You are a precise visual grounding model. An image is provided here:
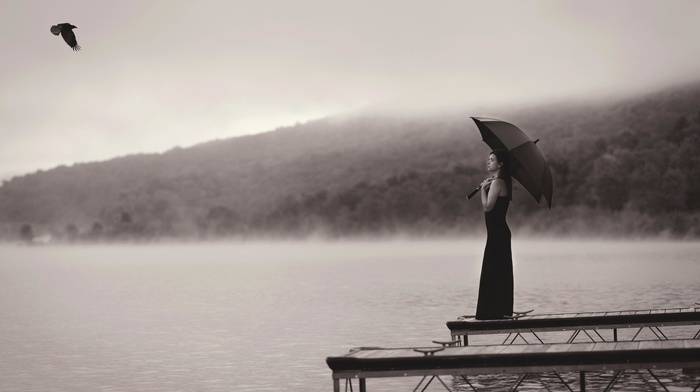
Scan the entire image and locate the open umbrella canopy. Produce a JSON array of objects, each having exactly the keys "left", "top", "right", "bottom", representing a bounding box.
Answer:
[{"left": 471, "top": 117, "right": 553, "bottom": 208}]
